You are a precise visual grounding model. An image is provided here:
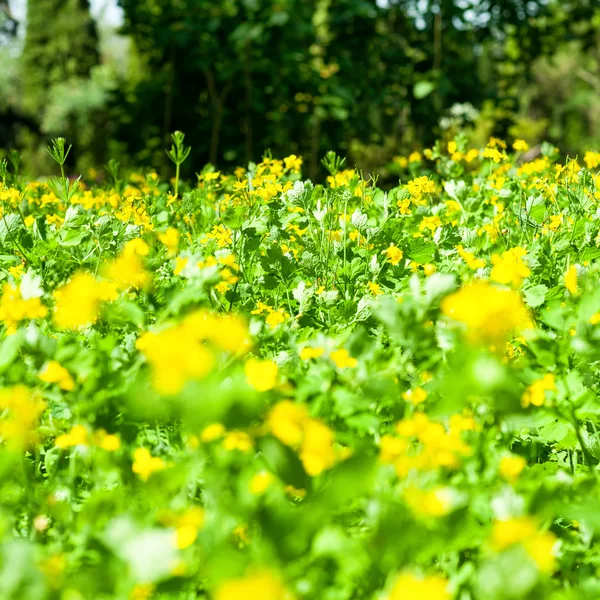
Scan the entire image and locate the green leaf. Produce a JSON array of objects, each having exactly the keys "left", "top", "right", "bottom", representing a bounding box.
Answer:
[
  {"left": 413, "top": 81, "right": 435, "bottom": 99},
  {"left": 523, "top": 284, "right": 548, "bottom": 308}
]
